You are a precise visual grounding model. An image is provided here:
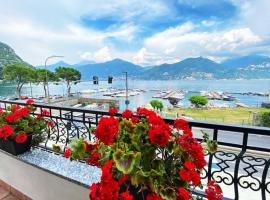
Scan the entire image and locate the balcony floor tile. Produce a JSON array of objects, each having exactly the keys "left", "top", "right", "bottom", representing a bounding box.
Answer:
[{"left": 0, "top": 187, "right": 9, "bottom": 200}]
